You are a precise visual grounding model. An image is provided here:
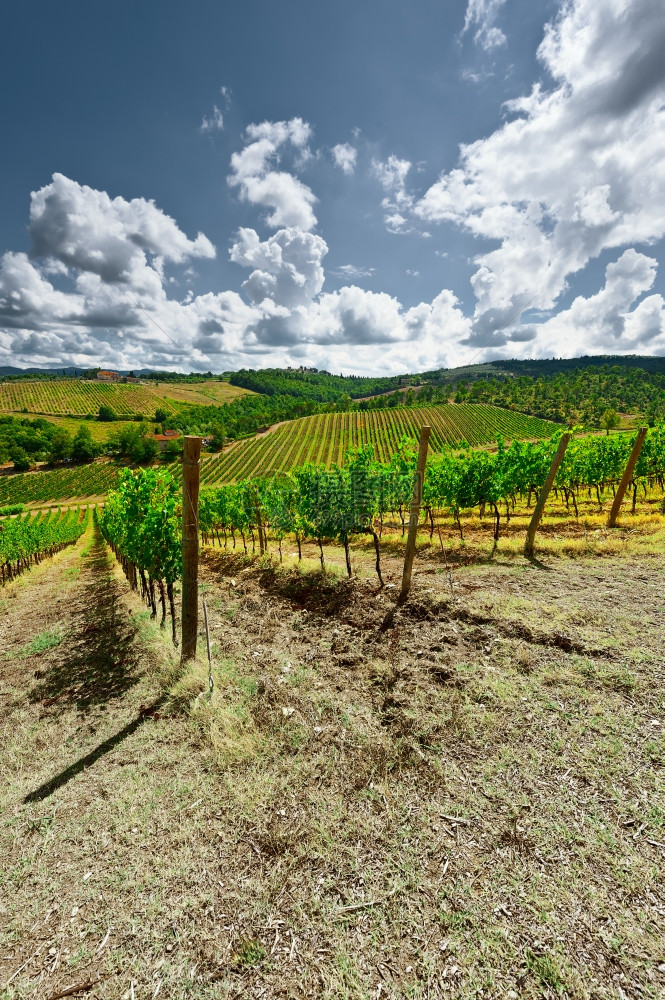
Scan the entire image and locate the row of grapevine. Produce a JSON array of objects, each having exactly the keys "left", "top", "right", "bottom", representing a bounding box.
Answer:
[
  {"left": 203, "top": 404, "right": 556, "bottom": 484},
  {"left": 200, "top": 427, "right": 665, "bottom": 572},
  {"left": 0, "top": 380, "right": 177, "bottom": 417},
  {"left": 98, "top": 469, "right": 181, "bottom": 643},
  {"left": 0, "top": 462, "right": 123, "bottom": 506},
  {"left": 0, "top": 506, "right": 89, "bottom": 584},
  {"left": 96, "top": 427, "right": 665, "bottom": 631}
]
